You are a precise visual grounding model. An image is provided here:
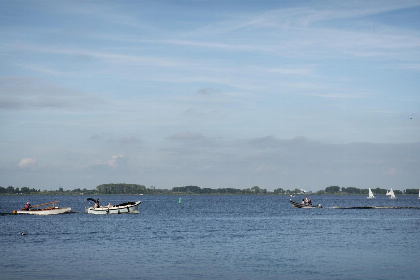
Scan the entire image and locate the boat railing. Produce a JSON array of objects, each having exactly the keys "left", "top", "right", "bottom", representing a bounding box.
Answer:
[{"left": 22, "top": 201, "right": 60, "bottom": 210}]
